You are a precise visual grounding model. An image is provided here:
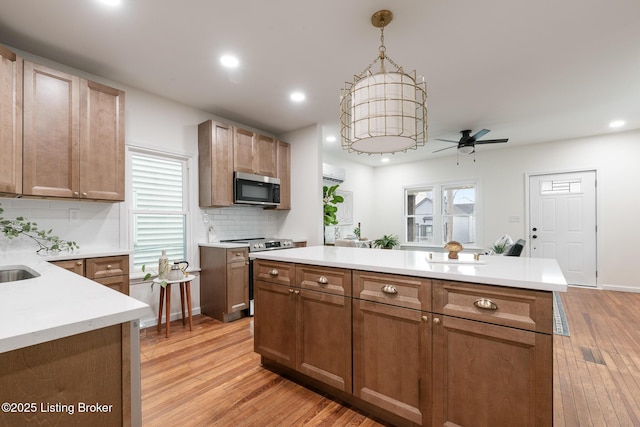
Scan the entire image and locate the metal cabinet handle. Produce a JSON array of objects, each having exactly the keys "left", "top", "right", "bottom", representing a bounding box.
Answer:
[
  {"left": 289, "top": 289, "right": 294, "bottom": 294},
  {"left": 474, "top": 298, "right": 498, "bottom": 310},
  {"left": 433, "top": 317, "right": 441, "bottom": 324},
  {"left": 269, "top": 269, "right": 279, "bottom": 276},
  {"left": 381, "top": 284, "right": 398, "bottom": 295},
  {"left": 294, "top": 290, "right": 300, "bottom": 295},
  {"left": 76, "top": 261, "right": 83, "bottom": 266},
  {"left": 82, "top": 192, "right": 88, "bottom": 197},
  {"left": 107, "top": 264, "right": 112, "bottom": 269},
  {"left": 421, "top": 315, "right": 428, "bottom": 322},
  {"left": 317, "top": 276, "right": 328, "bottom": 284}
]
